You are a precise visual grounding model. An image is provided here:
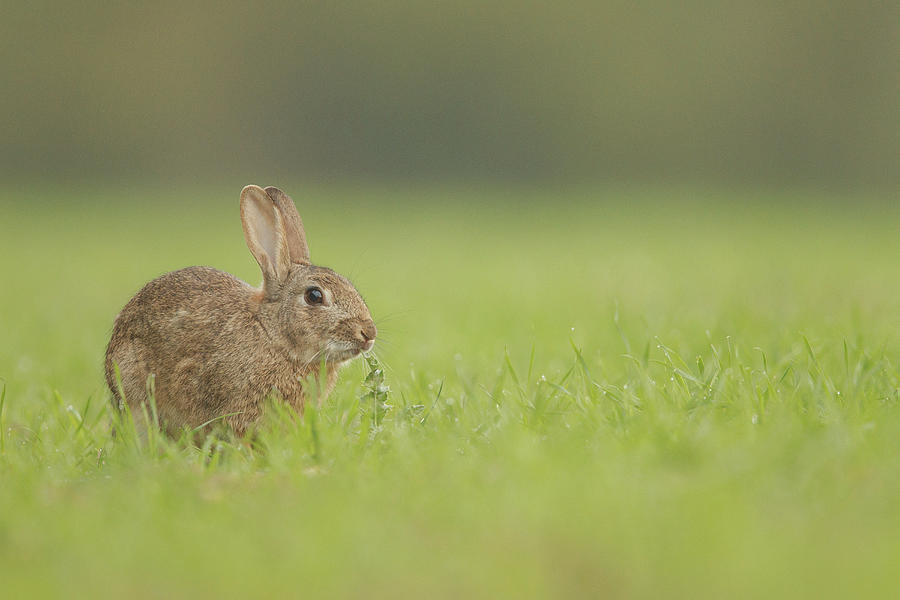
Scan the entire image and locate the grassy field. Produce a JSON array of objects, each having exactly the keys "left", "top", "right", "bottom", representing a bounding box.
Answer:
[{"left": 2, "top": 185, "right": 899, "bottom": 598}]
